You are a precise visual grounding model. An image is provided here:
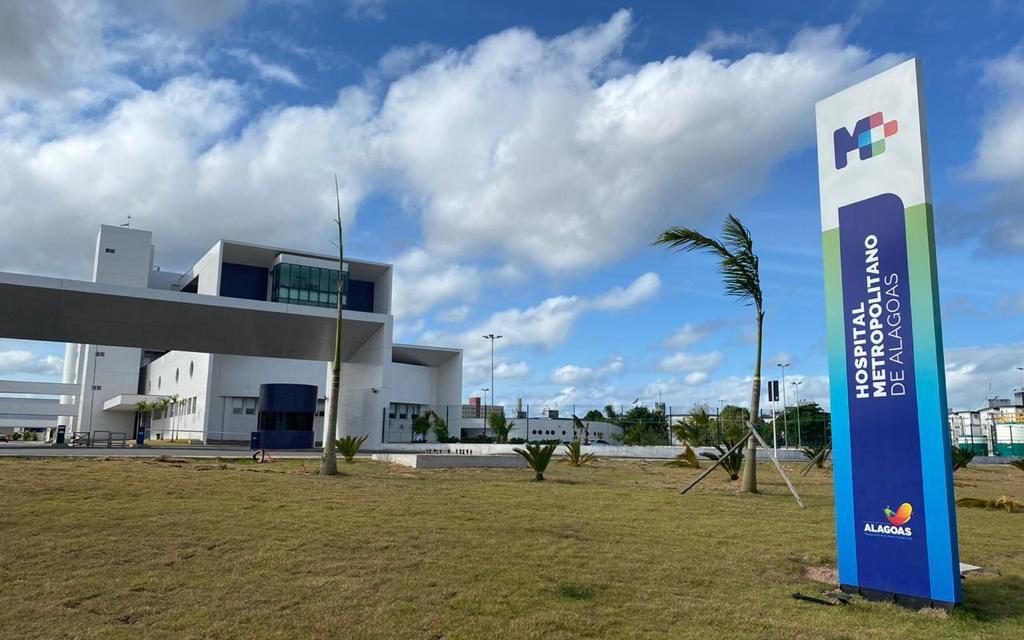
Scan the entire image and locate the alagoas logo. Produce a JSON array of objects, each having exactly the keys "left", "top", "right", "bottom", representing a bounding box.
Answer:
[
  {"left": 863, "top": 502, "right": 913, "bottom": 538},
  {"left": 834, "top": 111, "right": 899, "bottom": 170}
]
